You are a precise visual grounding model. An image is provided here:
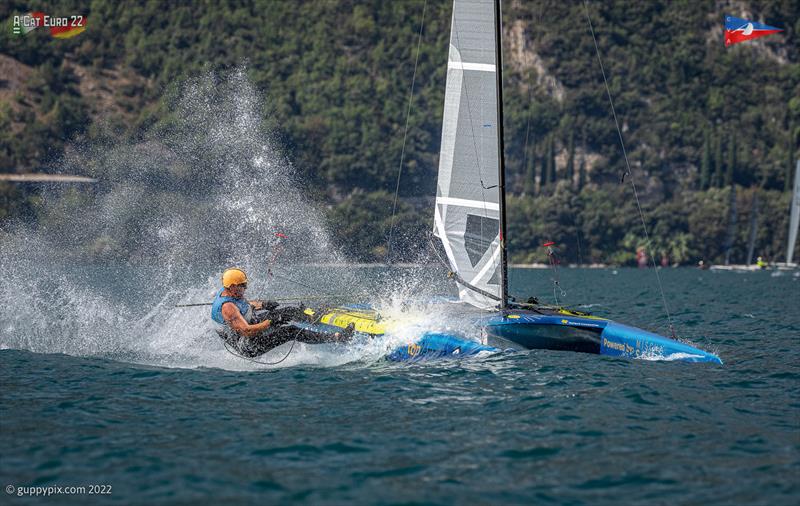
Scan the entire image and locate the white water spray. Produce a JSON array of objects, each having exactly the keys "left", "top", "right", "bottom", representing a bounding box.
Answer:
[{"left": 0, "top": 67, "right": 472, "bottom": 370}]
